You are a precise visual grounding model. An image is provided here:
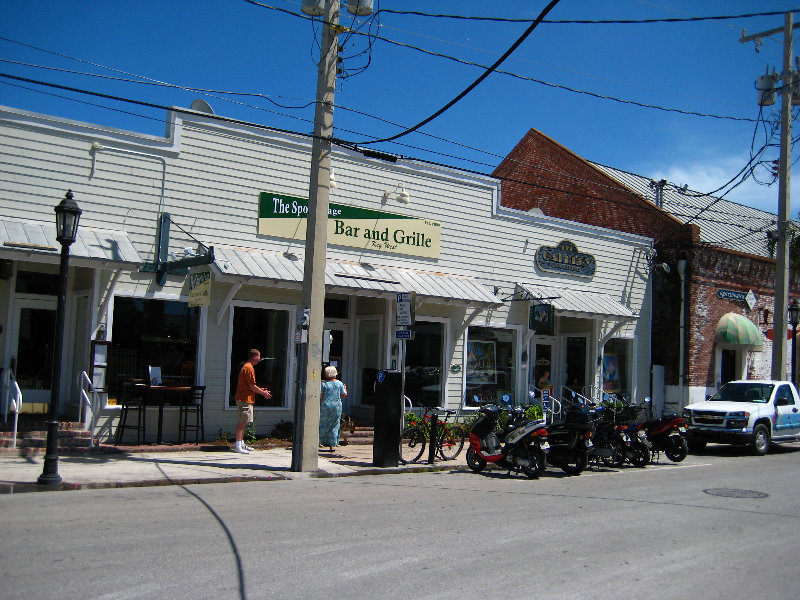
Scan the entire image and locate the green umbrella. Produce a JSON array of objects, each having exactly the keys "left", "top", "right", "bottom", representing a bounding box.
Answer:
[{"left": 715, "top": 312, "right": 763, "bottom": 348}]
